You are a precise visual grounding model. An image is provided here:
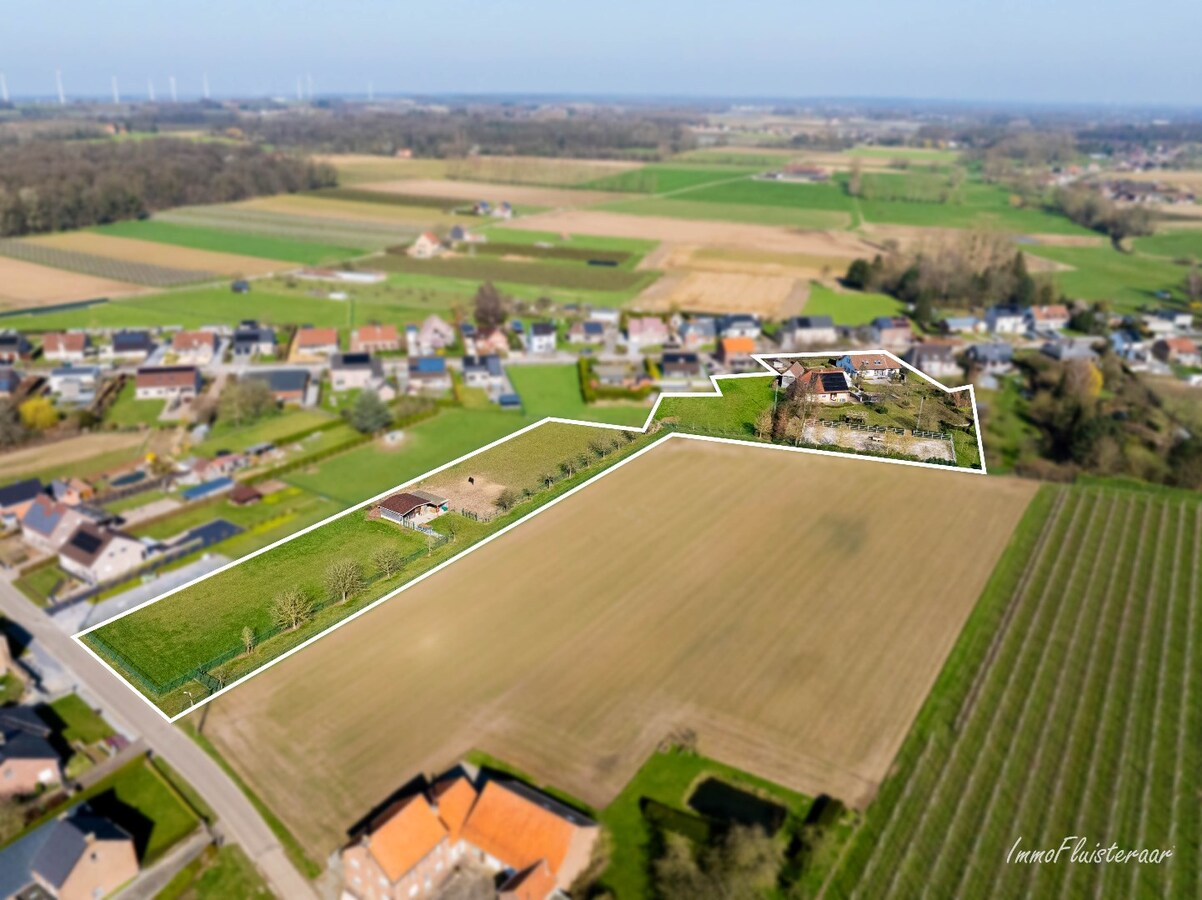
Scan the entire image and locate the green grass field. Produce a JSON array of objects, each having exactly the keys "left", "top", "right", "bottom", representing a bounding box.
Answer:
[
  {"left": 42, "top": 693, "right": 115, "bottom": 744},
  {"left": 105, "top": 380, "right": 165, "bottom": 428},
  {"left": 85, "top": 759, "right": 201, "bottom": 864},
  {"left": 826, "top": 485, "right": 1201, "bottom": 899},
  {"left": 583, "top": 165, "right": 763, "bottom": 194},
  {"left": 508, "top": 364, "right": 650, "bottom": 425},
  {"left": 676, "top": 178, "right": 856, "bottom": 212},
  {"left": 655, "top": 377, "right": 776, "bottom": 438},
  {"left": 1133, "top": 229, "right": 1202, "bottom": 260},
  {"left": 372, "top": 253, "right": 654, "bottom": 293},
  {"left": 1026, "top": 245, "right": 1189, "bottom": 312},
  {"left": 804, "top": 283, "right": 905, "bottom": 325},
  {"left": 158, "top": 845, "right": 273, "bottom": 900},
  {"left": 195, "top": 408, "right": 337, "bottom": 455},
  {"left": 599, "top": 197, "right": 852, "bottom": 230},
  {"left": 93, "top": 220, "right": 364, "bottom": 265}
]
